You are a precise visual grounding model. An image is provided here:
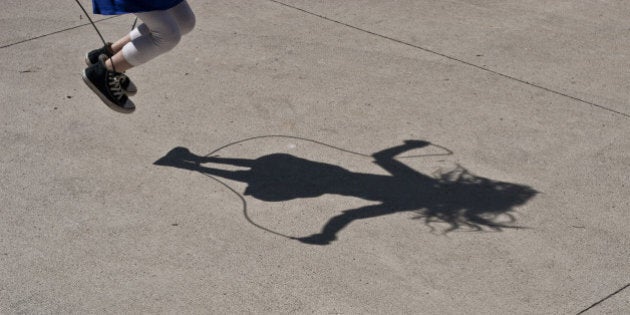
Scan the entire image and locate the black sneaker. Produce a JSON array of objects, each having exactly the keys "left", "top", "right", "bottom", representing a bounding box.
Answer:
[
  {"left": 85, "top": 44, "right": 138, "bottom": 97},
  {"left": 82, "top": 55, "right": 135, "bottom": 114},
  {"left": 85, "top": 43, "right": 114, "bottom": 66},
  {"left": 116, "top": 73, "right": 138, "bottom": 97}
]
